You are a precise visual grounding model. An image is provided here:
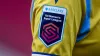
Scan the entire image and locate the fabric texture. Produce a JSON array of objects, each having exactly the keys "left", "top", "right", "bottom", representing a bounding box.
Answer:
[{"left": 31, "top": 0, "right": 100, "bottom": 56}]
